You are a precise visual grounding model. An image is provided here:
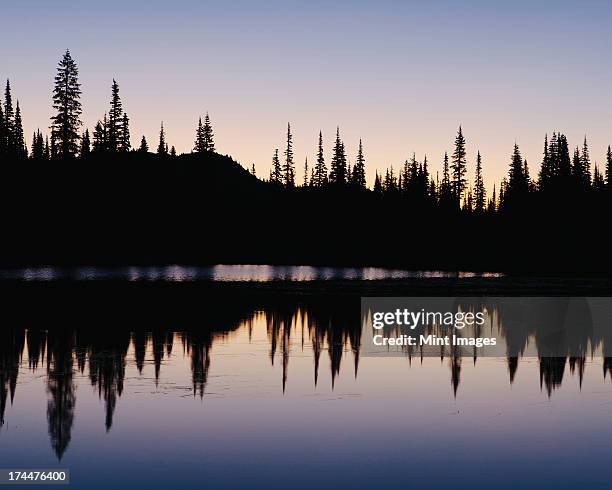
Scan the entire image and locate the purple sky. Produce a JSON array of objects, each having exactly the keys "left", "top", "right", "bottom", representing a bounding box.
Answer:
[{"left": 2, "top": 0, "right": 611, "bottom": 188}]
